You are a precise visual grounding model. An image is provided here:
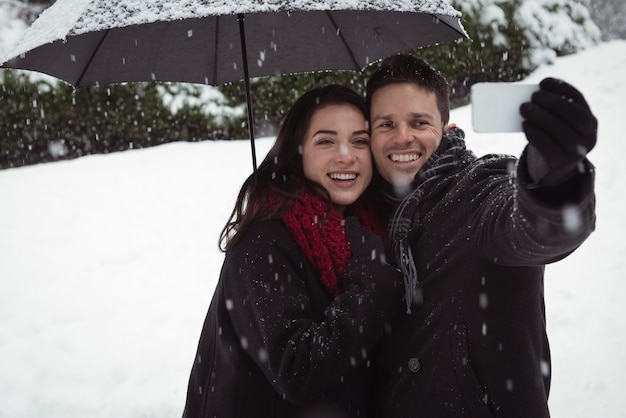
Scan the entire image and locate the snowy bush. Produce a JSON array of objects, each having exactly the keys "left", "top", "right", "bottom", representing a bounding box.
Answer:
[
  {"left": 0, "top": 71, "right": 246, "bottom": 168},
  {"left": 417, "top": 0, "right": 601, "bottom": 103}
]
